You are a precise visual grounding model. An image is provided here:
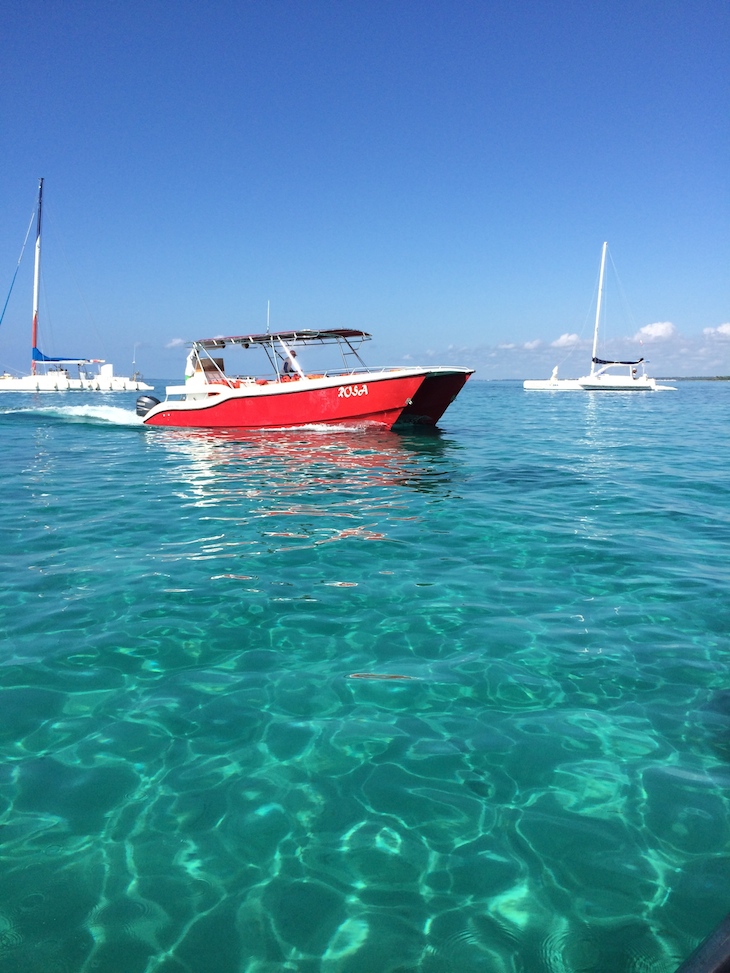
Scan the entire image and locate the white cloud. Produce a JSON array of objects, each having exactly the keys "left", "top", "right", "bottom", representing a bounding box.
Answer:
[
  {"left": 551, "top": 333, "right": 580, "bottom": 348},
  {"left": 498, "top": 342, "right": 516, "bottom": 350},
  {"left": 166, "top": 337, "right": 187, "bottom": 349},
  {"left": 634, "top": 321, "right": 676, "bottom": 341},
  {"left": 523, "top": 339, "right": 542, "bottom": 350},
  {"left": 703, "top": 322, "right": 730, "bottom": 339}
]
